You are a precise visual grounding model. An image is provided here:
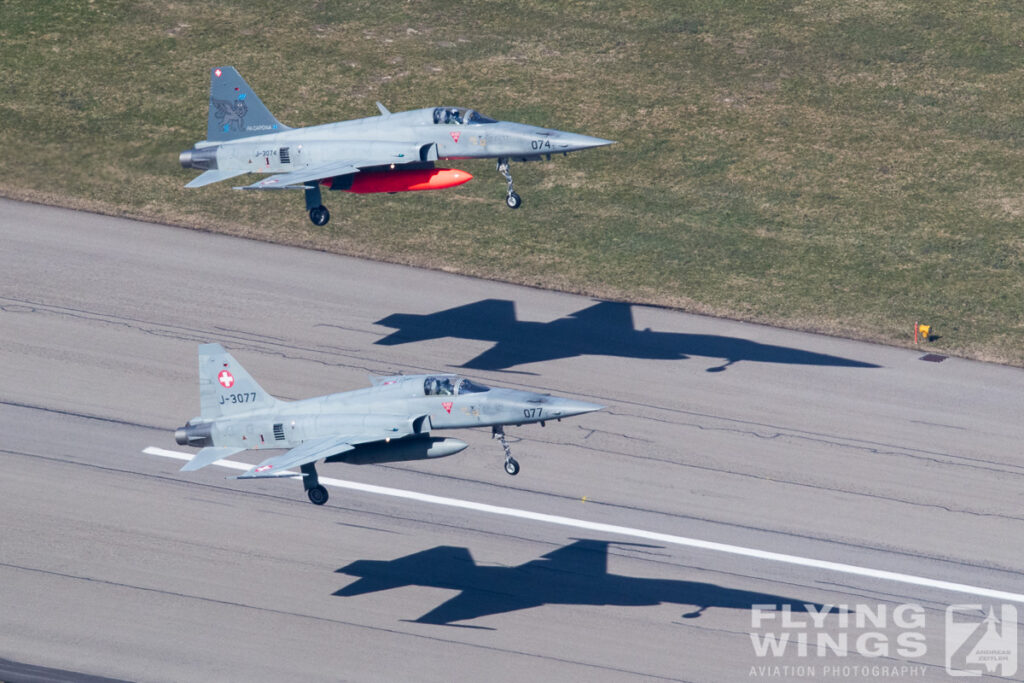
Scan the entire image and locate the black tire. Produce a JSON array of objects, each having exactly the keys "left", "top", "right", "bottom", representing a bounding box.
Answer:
[
  {"left": 307, "top": 485, "right": 329, "bottom": 505},
  {"left": 309, "top": 205, "right": 330, "bottom": 226},
  {"left": 505, "top": 192, "right": 522, "bottom": 209},
  {"left": 504, "top": 458, "right": 520, "bottom": 476}
]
